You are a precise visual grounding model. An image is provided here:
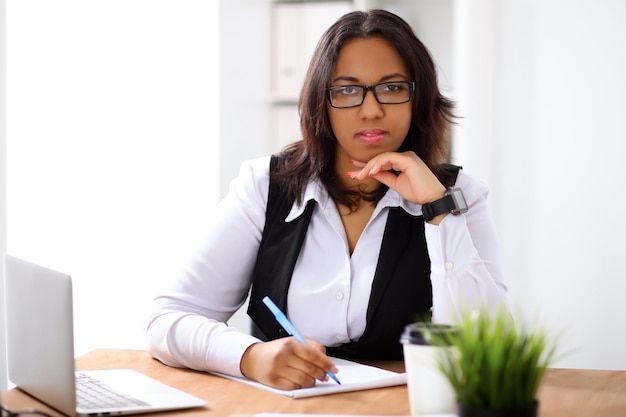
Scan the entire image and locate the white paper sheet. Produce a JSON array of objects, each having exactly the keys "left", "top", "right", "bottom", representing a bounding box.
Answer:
[{"left": 211, "top": 357, "right": 407, "bottom": 398}]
